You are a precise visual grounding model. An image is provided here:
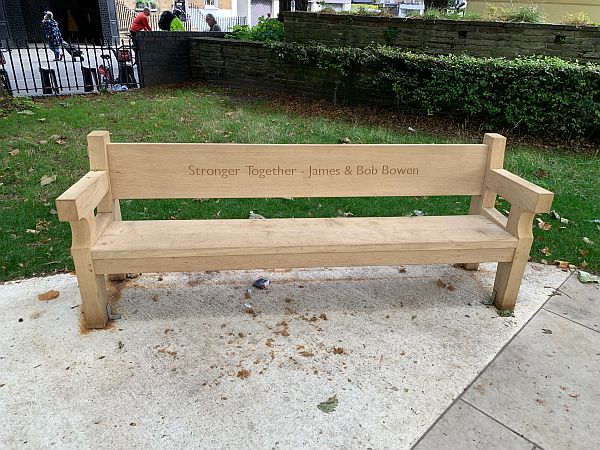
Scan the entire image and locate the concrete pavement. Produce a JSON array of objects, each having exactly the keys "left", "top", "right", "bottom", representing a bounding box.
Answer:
[
  {"left": 414, "top": 273, "right": 600, "bottom": 450},
  {"left": 1, "top": 263, "right": 596, "bottom": 448}
]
